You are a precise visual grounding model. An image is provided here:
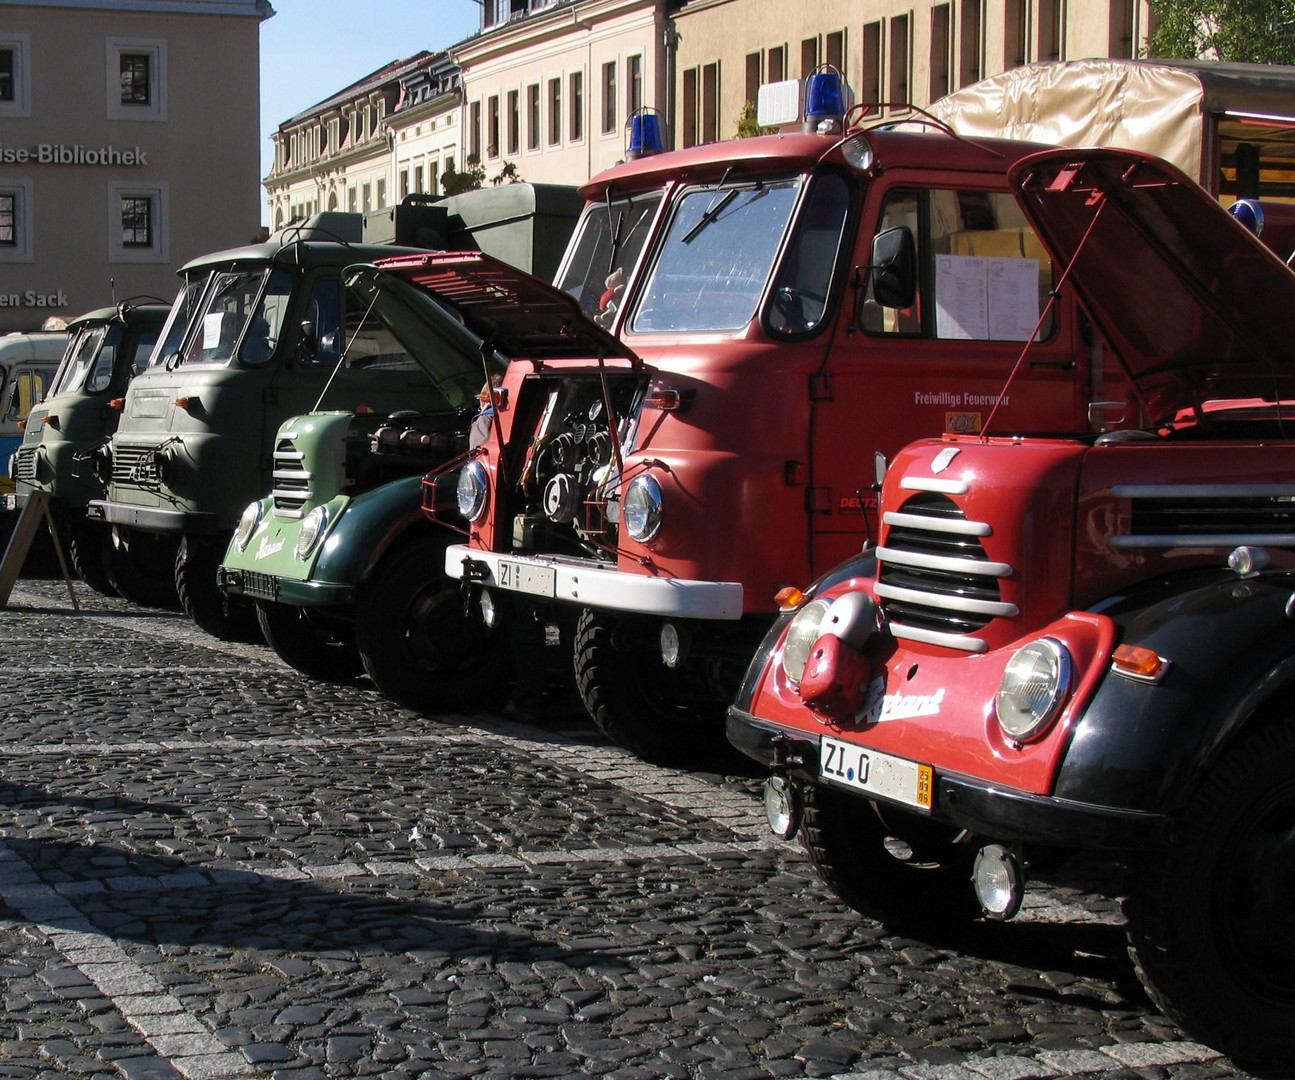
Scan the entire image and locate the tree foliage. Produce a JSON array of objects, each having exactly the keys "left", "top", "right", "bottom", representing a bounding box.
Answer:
[
  {"left": 1147, "top": 0, "right": 1295, "bottom": 64},
  {"left": 735, "top": 101, "right": 774, "bottom": 138},
  {"left": 440, "top": 155, "right": 523, "bottom": 196}
]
